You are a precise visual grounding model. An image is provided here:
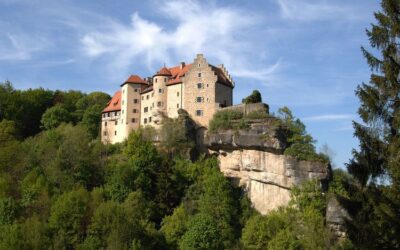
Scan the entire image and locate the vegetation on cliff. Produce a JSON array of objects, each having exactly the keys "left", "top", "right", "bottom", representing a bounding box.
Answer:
[{"left": 0, "top": 81, "right": 349, "bottom": 249}]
